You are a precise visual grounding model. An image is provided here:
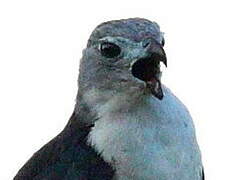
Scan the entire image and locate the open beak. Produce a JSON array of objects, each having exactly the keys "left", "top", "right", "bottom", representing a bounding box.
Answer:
[{"left": 131, "top": 39, "right": 167, "bottom": 100}]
